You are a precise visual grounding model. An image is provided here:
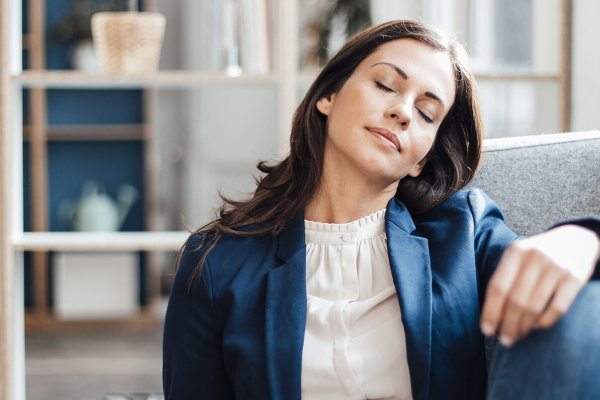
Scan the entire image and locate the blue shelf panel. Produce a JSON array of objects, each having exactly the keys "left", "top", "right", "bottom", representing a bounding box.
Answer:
[
  {"left": 47, "top": 89, "right": 143, "bottom": 124},
  {"left": 23, "top": 140, "right": 146, "bottom": 232},
  {"left": 22, "top": 89, "right": 143, "bottom": 125}
]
